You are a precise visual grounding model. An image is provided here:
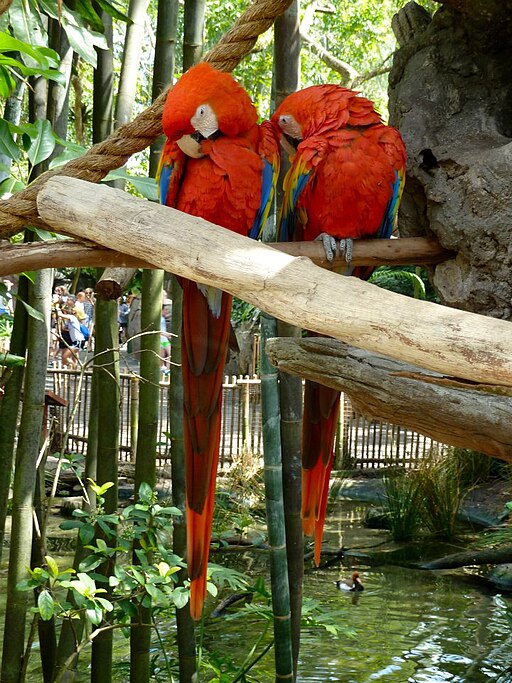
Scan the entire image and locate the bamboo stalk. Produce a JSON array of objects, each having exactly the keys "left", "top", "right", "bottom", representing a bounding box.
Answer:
[
  {"left": 130, "top": 268, "right": 163, "bottom": 683},
  {"left": 0, "top": 274, "right": 28, "bottom": 561},
  {"left": 0, "top": 268, "right": 52, "bottom": 683},
  {"left": 90, "top": 299, "right": 120, "bottom": 683},
  {"left": 260, "top": 313, "right": 294, "bottom": 682},
  {"left": 169, "top": 276, "right": 197, "bottom": 682}
]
